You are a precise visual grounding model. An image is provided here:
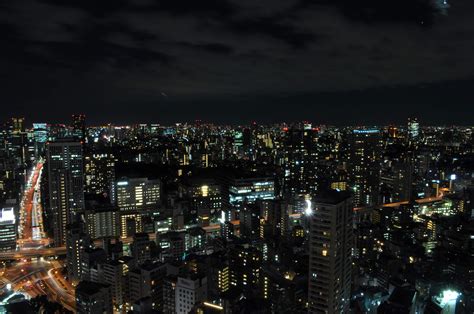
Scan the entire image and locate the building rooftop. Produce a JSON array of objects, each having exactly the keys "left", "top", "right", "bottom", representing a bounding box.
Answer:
[
  {"left": 0, "top": 207, "right": 15, "bottom": 224},
  {"left": 314, "top": 189, "right": 352, "bottom": 205},
  {"left": 76, "top": 281, "right": 110, "bottom": 296}
]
